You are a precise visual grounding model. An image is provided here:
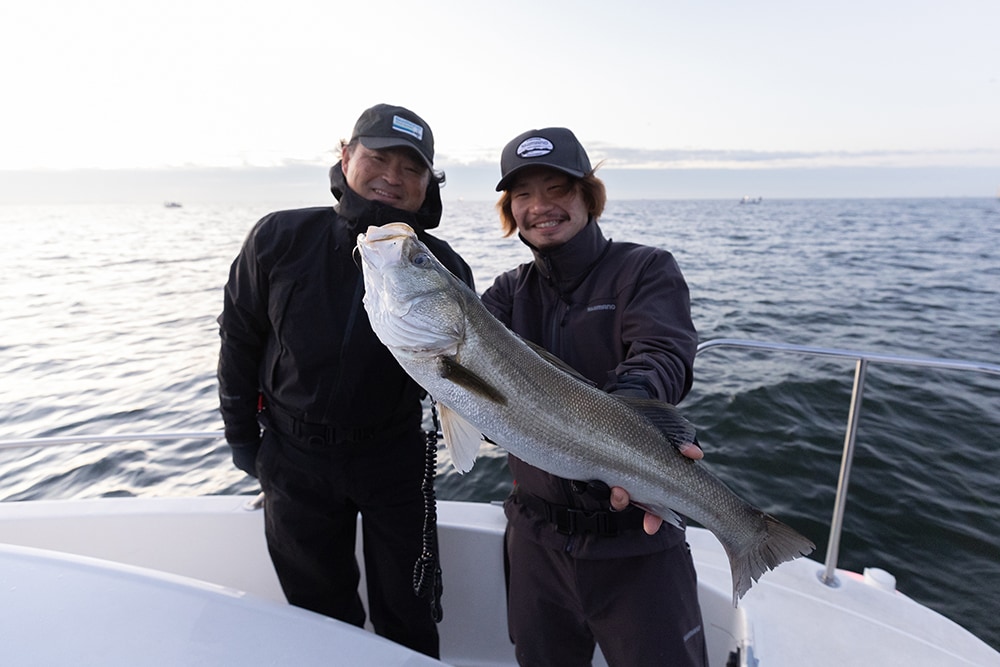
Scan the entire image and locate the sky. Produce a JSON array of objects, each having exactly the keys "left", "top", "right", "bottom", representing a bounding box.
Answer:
[{"left": 2, "top": 0, "right": 999, "bottom": 202}]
